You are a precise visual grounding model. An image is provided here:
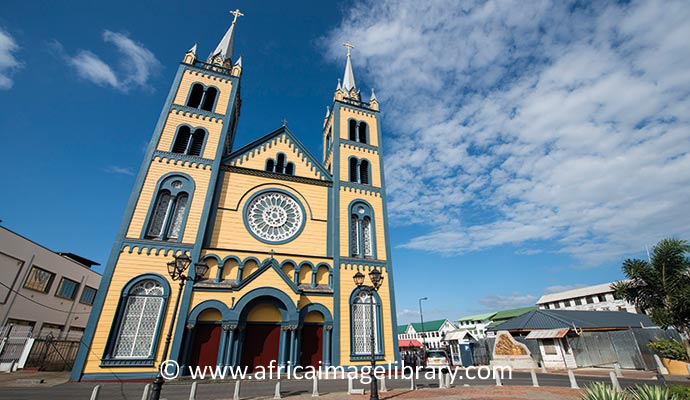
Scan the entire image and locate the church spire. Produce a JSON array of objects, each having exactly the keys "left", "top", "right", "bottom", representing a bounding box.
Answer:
[
  {"left": 341, "top": 42, "right": 357, "bottom": 92},
  {"left": 209, "top": 9, "right": 244, "bottom": 63}
]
